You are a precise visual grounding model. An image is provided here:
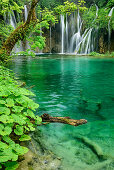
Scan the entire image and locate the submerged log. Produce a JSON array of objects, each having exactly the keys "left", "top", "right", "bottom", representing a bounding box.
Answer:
[{"left": 40, "top": 113, "right": 87, "bottom": 127}]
